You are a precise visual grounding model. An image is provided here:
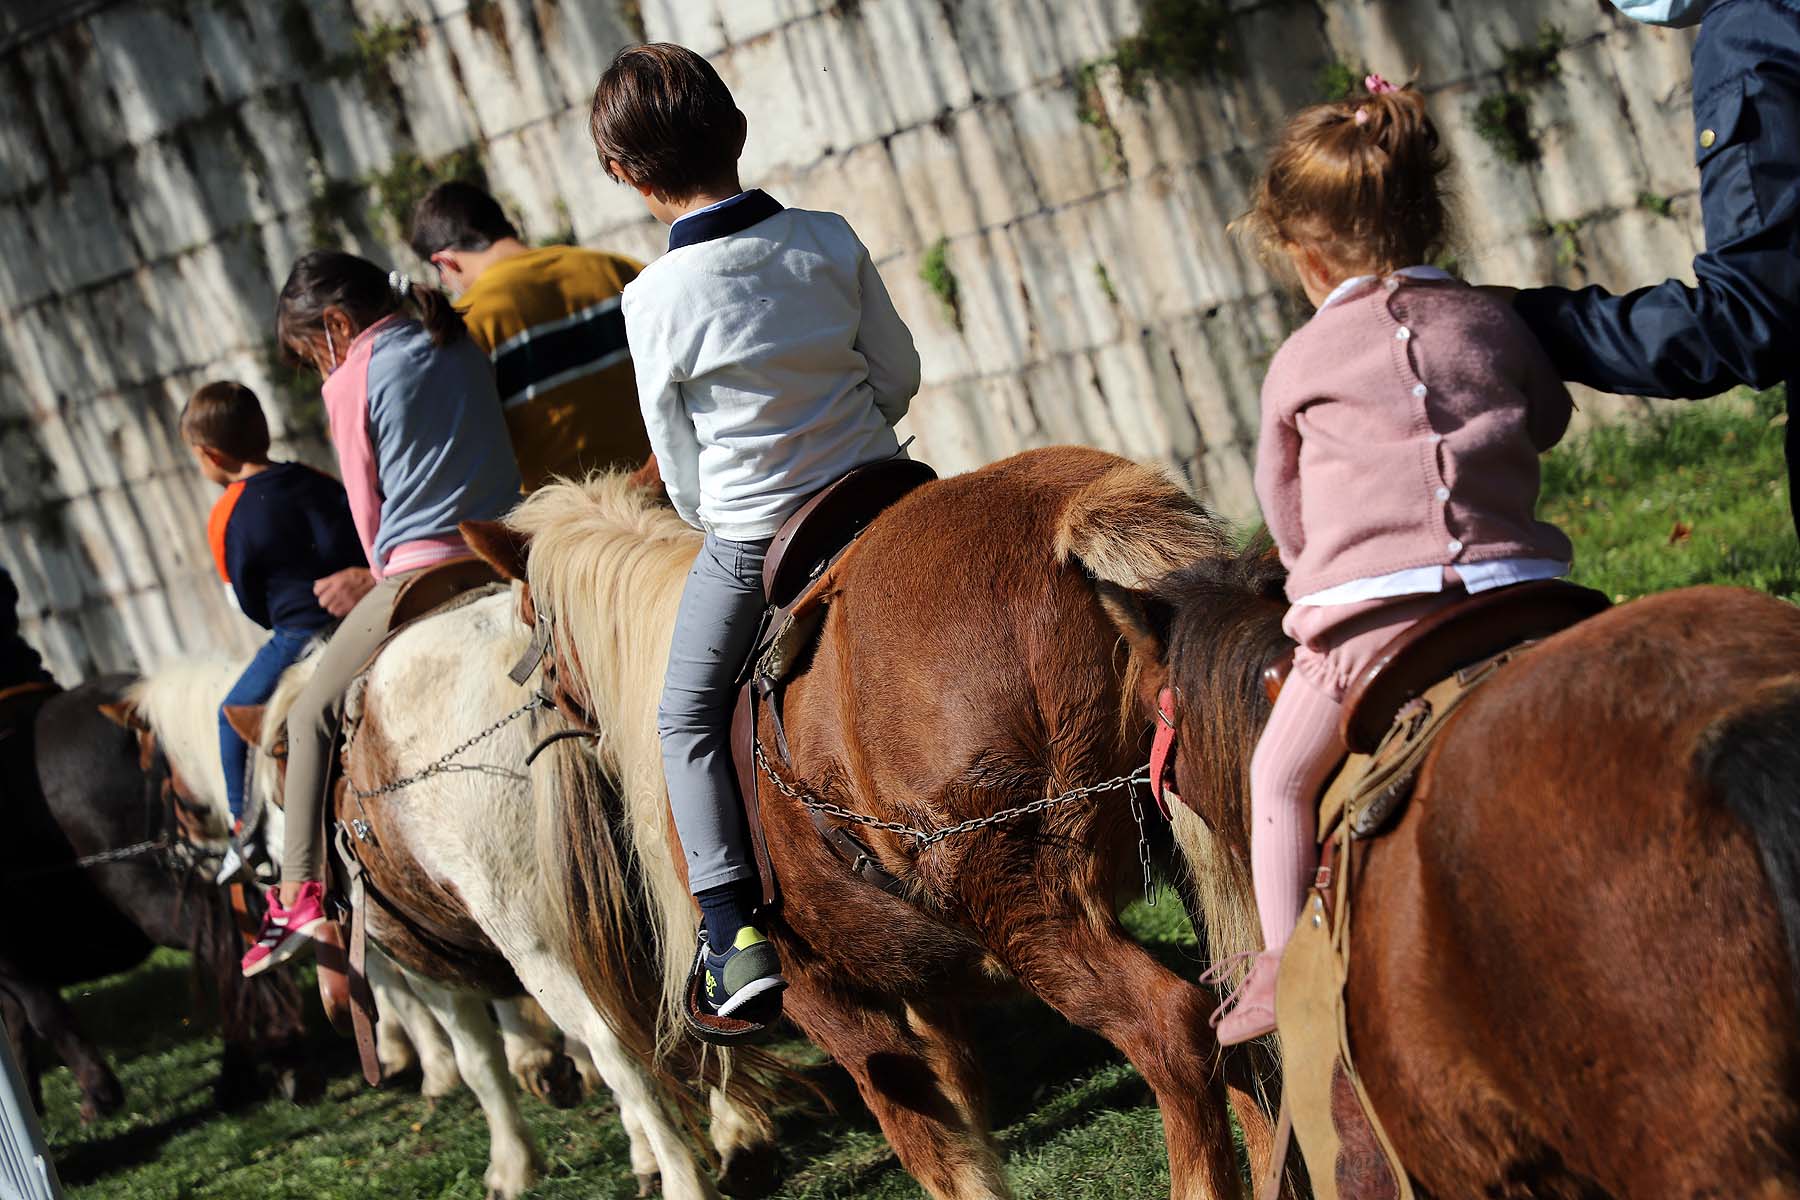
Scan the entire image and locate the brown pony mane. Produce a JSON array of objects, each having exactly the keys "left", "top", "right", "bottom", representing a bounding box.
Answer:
[{"left": 1158, "top": 535, "right": 1290, "bottom": 850}]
